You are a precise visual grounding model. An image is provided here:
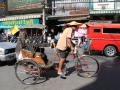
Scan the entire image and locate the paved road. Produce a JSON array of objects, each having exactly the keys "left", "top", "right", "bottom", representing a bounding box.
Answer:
[{"left": 0, "top": 47, "right": 120, "bottom": 90}]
